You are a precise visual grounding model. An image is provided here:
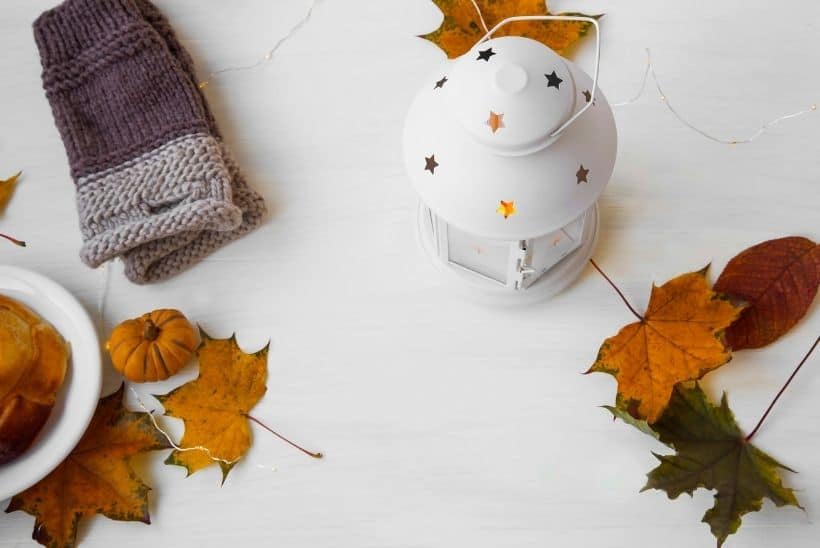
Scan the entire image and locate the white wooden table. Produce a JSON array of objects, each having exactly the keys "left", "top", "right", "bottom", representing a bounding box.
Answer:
[{"left": 1, "top": 1, "right": 819, "bottom": 546}]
